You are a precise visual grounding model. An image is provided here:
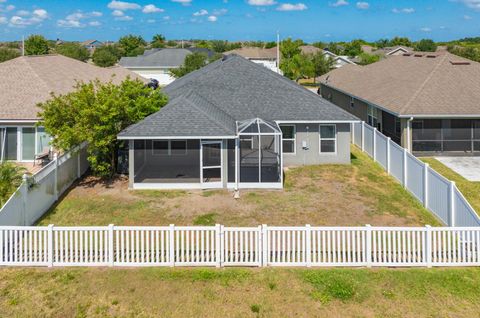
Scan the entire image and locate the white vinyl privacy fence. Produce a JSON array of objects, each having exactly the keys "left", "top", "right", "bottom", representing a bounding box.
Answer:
[
  {"left": 0, "top": 144, "right": 89, "bottom": 226},
  {"left": 352, "top": 122, "right": 480, "bottom": 227},
  {"left": 0, "top": 225, "right": 479, "bottom": 267}
]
